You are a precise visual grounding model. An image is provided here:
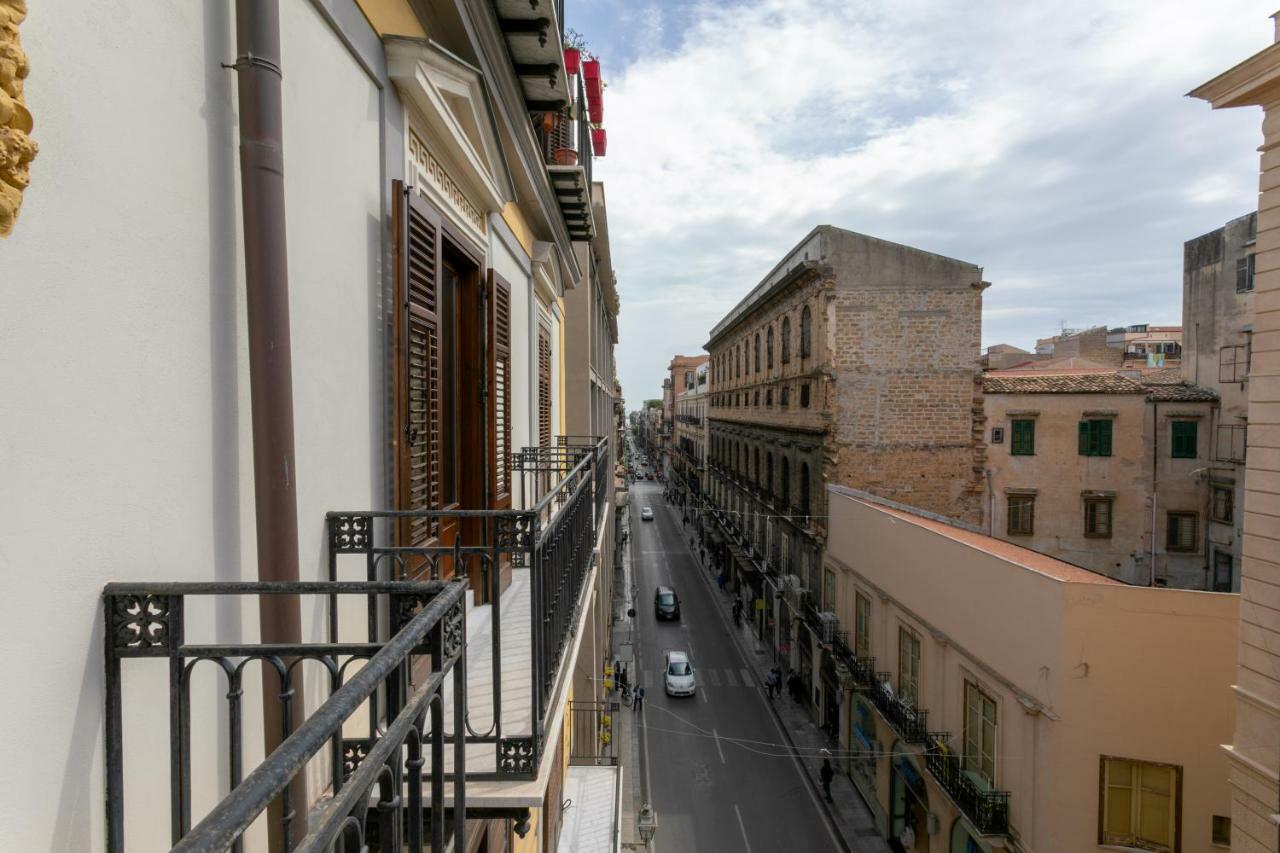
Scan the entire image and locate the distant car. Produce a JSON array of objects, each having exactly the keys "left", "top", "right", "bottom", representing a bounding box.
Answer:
[
  {"left": 646, "top": 473, "right": 654, "bottom": 480},
  {"left": 664, "top": 651, "right": 696, "bottom": 697},
  {"left": 641, "top": 506, "right": 654, "bottom": 521},
  {"left": 654, "top": 586, "right": 680, "bottom": 621}
]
